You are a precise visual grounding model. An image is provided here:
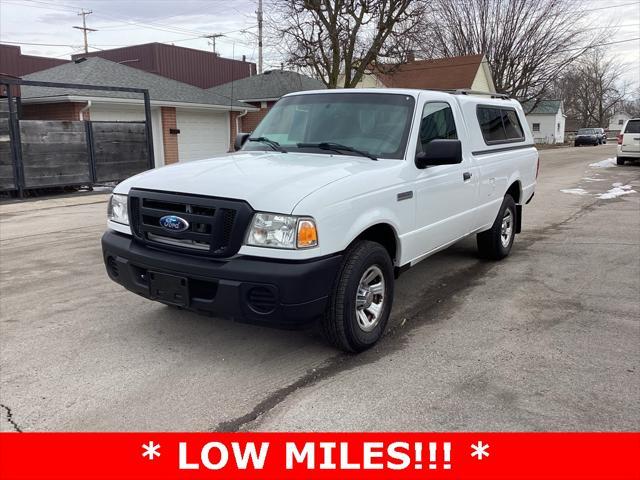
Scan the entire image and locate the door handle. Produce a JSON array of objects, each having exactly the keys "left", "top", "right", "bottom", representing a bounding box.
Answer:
[{"left": 463, "top": 172, "right": 472, "bottom": 181}]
